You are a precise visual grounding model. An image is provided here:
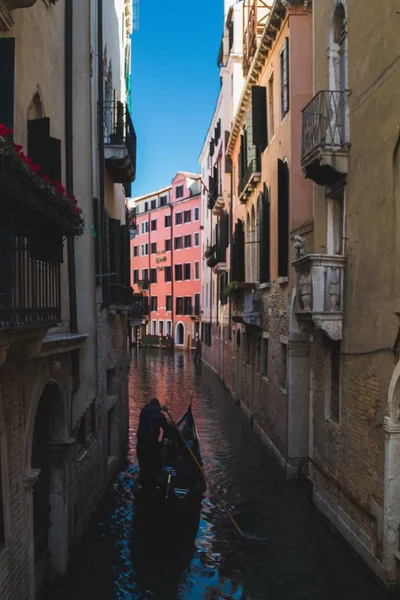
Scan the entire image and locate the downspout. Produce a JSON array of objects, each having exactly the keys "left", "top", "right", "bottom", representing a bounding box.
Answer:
[
  {"left": 97, "top": 0, "right": 105, "bottom": 264},
  {"left": 148, "top": 212, "right": 151, "bottom": 330},
  {"left": 170, "top": 203, "right": 174, "bottom": 347},
  {"left": 65, "top": 0, "right": 80, "bottom": 420}
]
